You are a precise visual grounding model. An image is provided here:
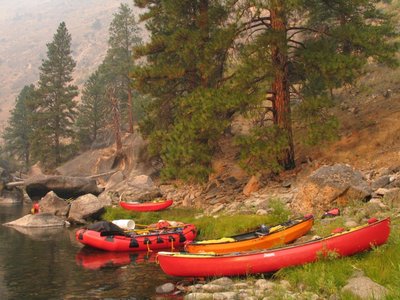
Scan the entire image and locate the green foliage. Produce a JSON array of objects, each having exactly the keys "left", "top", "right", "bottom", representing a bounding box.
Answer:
[
  {"left": 158, "top": 87, "right": 247, "bottom": 181},
  {"left": 2, "top": 85, "right": 36, "bottom": 167},
  {"left": 133, "top": 0, "right": 237, "bottom": 180},
  {"left": 104, "top": 3, "right": 142, "bottom": 130},
  {"left": 294, "top": 95, "right": 339, "bottom": 146},
  {"left": 75, "top": 68, "right": 110, "bottom": 149},
  {"left": 32, "top": 22, "right": 78, "bottom": 167},
  {"left": 235, "top": 126, "right": 289, "bottom": 175}
]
